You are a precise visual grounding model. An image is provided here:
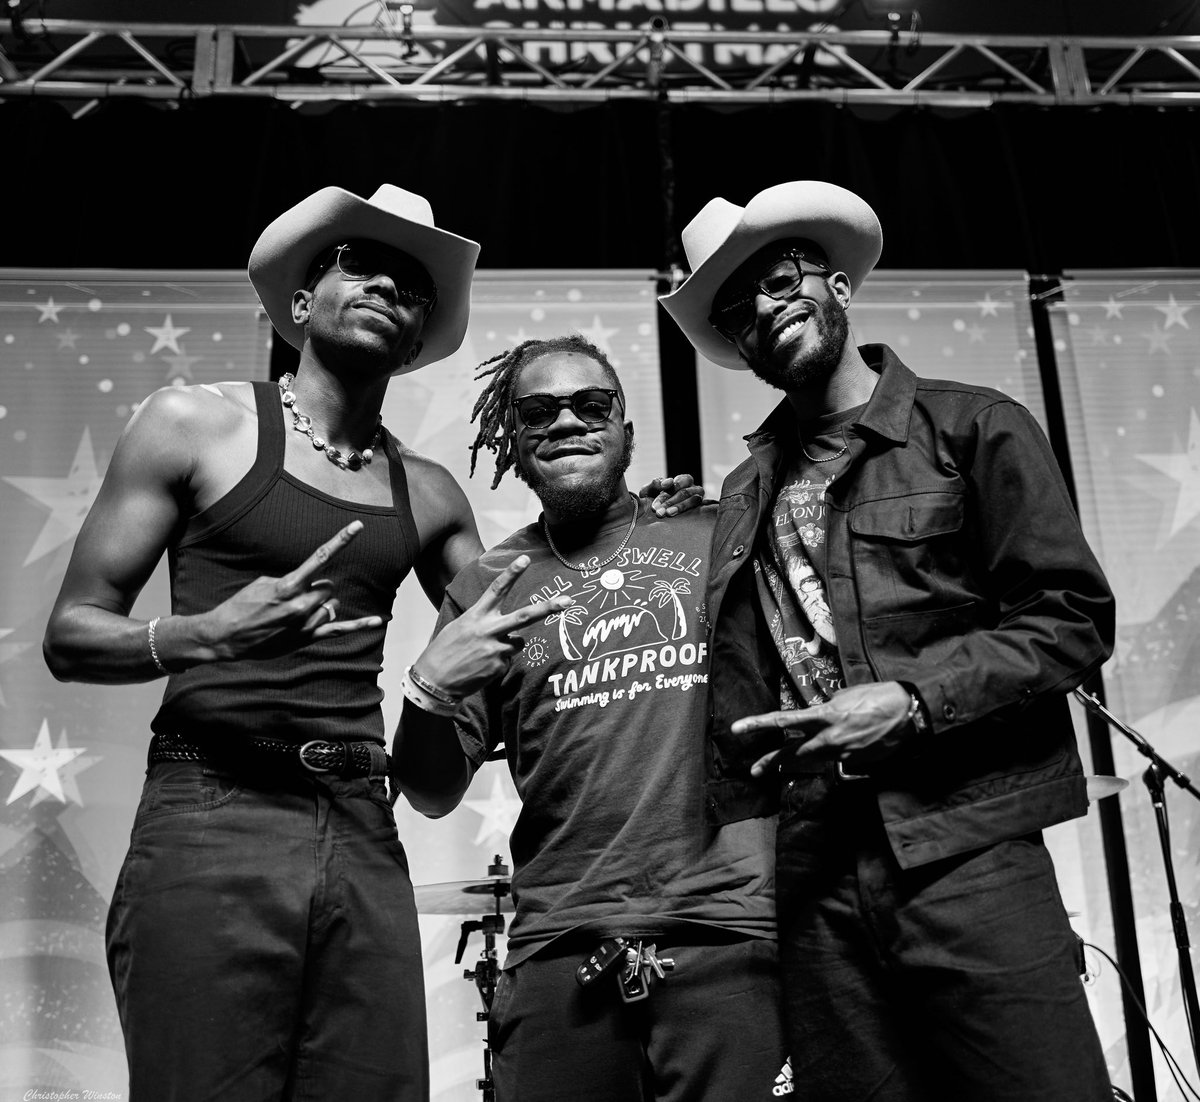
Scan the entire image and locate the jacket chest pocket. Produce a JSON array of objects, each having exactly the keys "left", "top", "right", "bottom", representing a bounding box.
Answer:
[{"left": 848, "top": 490, "right": 969, "bottom": 615}]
